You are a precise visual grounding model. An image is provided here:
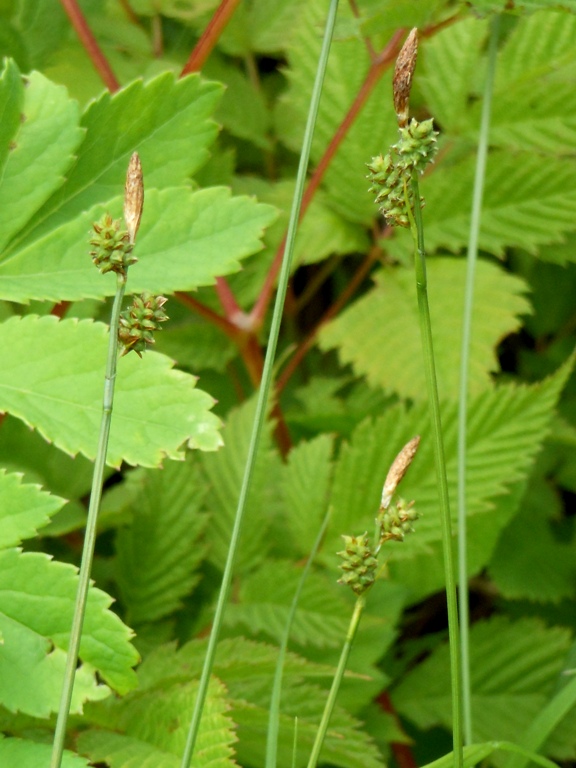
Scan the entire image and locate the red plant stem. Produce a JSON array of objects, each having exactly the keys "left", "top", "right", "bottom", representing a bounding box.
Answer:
[
  {"left": 175, "top": 291, "right": 238, "bottom": 340},
  {"left": 215, "top": 276, "right": 243, "bottom": 322},
  {"left": 51, "top": 301, "right": 72, "bottom": 319},
  {"left": 376, "top": 691, "right": 418, "bottom": 768},
  {"left": 118, "top": 0, "right": 140, "bottom": 26},
  {"left": 249, "top": 29, "right": 406, "bottom": 330},
  {"left": 180, "top": 0, "right": 242, "bottom": 75},
  {"left": 276, "top": 245, "right": 381, "bottom": 394},
  {"left": 58, "top": 0, "right": 120, "bottom": 92}
]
